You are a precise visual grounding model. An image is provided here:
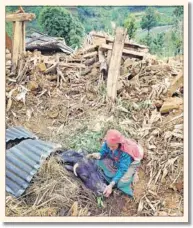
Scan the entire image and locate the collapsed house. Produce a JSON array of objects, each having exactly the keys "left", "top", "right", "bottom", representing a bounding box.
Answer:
[{"left": 5, "top": 22, "right": 184, "bottom": 217}]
